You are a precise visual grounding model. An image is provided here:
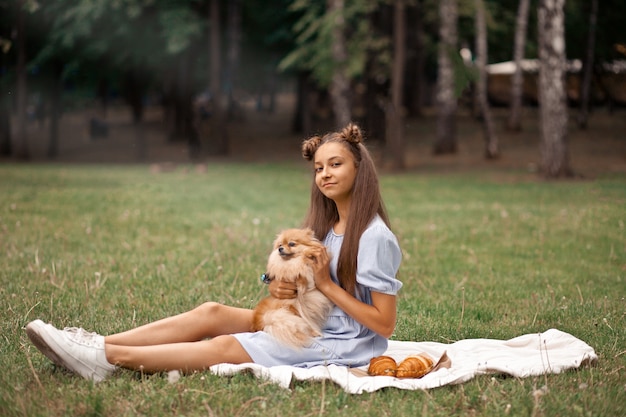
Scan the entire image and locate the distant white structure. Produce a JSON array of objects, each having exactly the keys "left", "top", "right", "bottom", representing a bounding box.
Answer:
[
  {"left": 482, "top": 59, "right": 626, "bottom": 106},
  {"left": 486, "top": 59, "right": 582, "bottom": 75}
]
